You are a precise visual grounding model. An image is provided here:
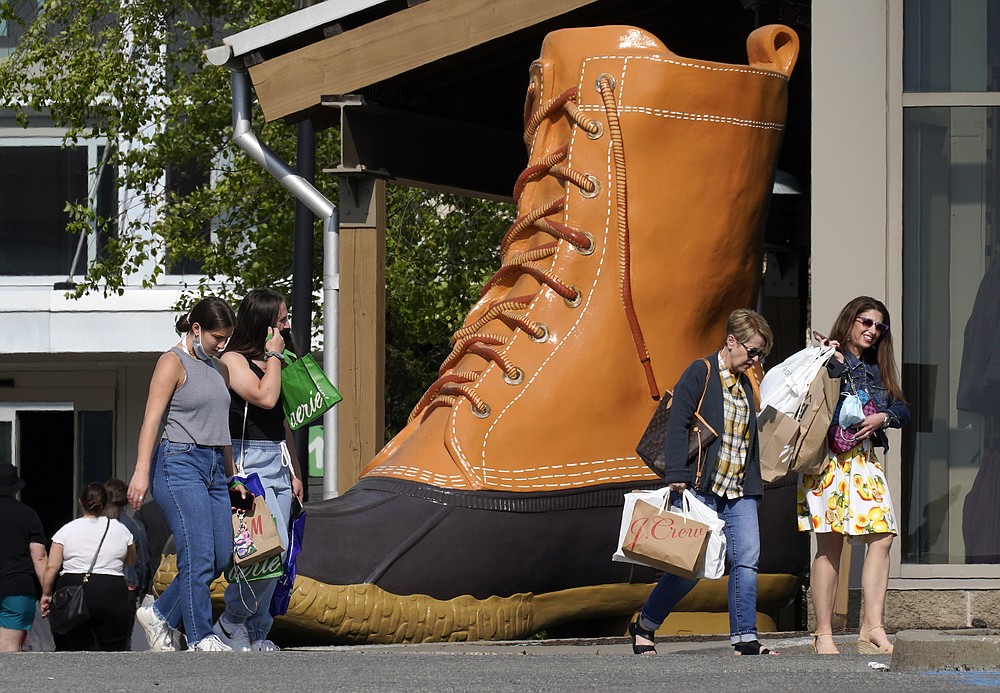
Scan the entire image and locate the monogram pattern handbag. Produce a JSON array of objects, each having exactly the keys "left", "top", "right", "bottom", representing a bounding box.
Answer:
[{"left": 636, "top": 359, "right": 719, "bottom": 478}]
